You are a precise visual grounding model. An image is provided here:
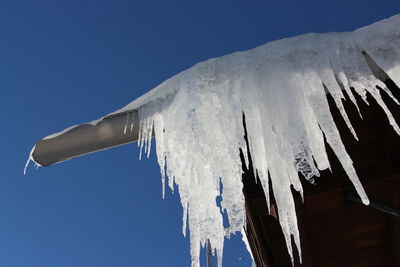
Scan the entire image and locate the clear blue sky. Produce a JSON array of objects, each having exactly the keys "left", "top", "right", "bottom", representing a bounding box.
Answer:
[{"left": 0, "top": 1, "right": 399, "bottom": 266}]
